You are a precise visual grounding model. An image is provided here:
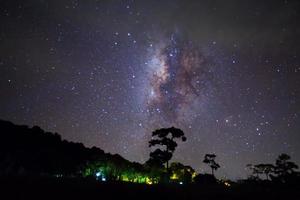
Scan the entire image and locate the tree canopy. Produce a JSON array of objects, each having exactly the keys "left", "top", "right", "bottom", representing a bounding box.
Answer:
[{"left": 147, "top": 127, "right": 186, "bottom": 170}]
